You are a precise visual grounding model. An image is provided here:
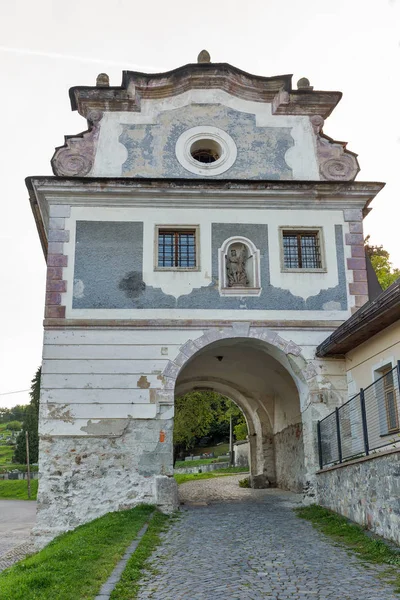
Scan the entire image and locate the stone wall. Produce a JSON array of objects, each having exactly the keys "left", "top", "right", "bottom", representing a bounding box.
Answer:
[
  {"left": 174, "top": 462, "right": 230, "bottom": 475},
  {"left": 34, "top": 418, "right": 177, "bottom": 548},
  {"left": 234, "top": 441, "right": 250, "bottom": 469},
  {"left": 317, "top": 449, "right": 400, "bottom": 546},
  {"left": 274, "top": 423, "right": 305, "bottom": 493}
]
